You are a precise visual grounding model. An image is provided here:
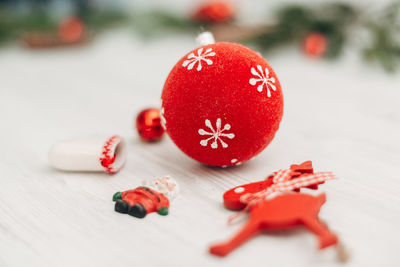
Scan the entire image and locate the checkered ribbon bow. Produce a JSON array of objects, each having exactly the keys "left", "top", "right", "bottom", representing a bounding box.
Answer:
[
  {"left": 240, "top": 169, "right": 337, "bottom": 206},
  {"left": 228, "top": 169, "right": 336, "bottom": 224}
]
